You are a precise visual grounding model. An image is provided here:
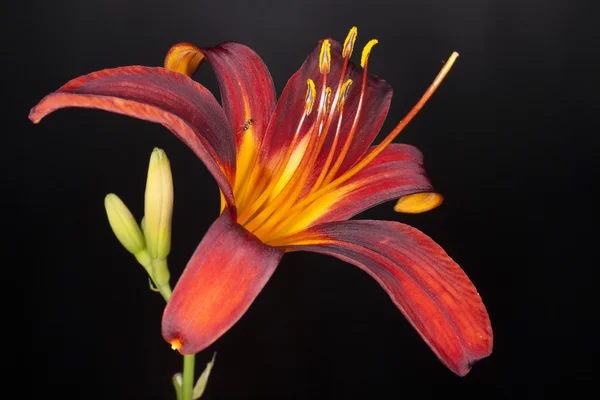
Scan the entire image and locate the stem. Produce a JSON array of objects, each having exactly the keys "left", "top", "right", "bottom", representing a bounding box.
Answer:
[{"left": 182, "top": 354, "right": 196, "bottom": 400}]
